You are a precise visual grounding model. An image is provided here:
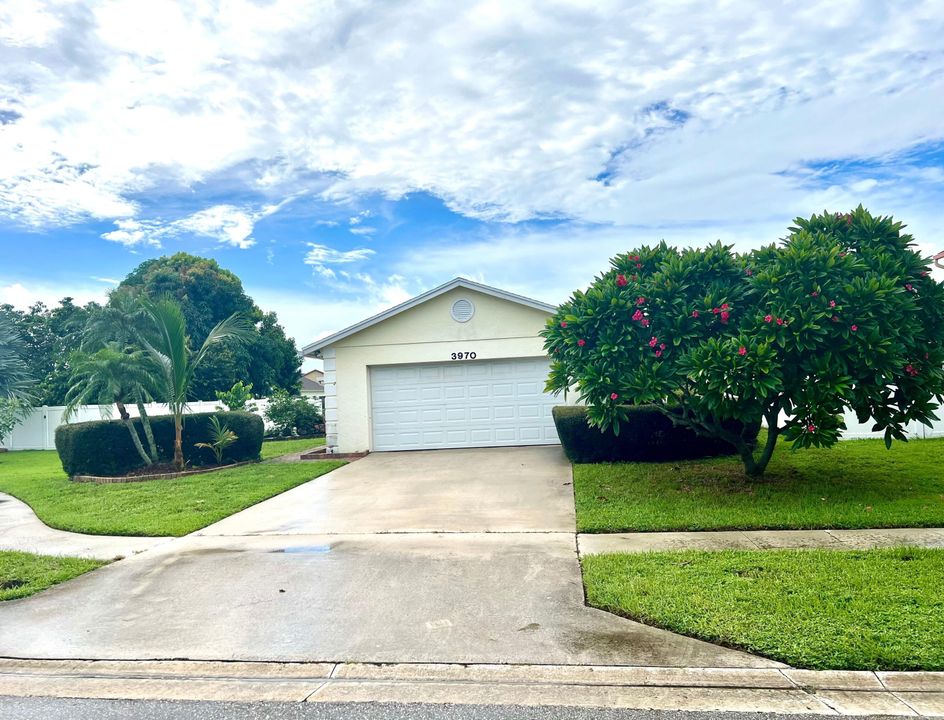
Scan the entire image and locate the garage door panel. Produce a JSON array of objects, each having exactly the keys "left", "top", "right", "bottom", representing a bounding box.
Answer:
[{"left": 370, "top": 358, "right": 561, "bottom": 451}]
